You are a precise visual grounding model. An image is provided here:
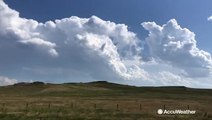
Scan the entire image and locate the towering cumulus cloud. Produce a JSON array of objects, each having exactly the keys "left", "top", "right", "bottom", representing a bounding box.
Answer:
[
  {"left": 0, "top": 0, "right": 145, "bottom": 83},
  {"left": 142, "top": 19, "right": 212, "bottom": 77},
  {"left": 0, "top": 0, "right": 212, "bottom": 87}
]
